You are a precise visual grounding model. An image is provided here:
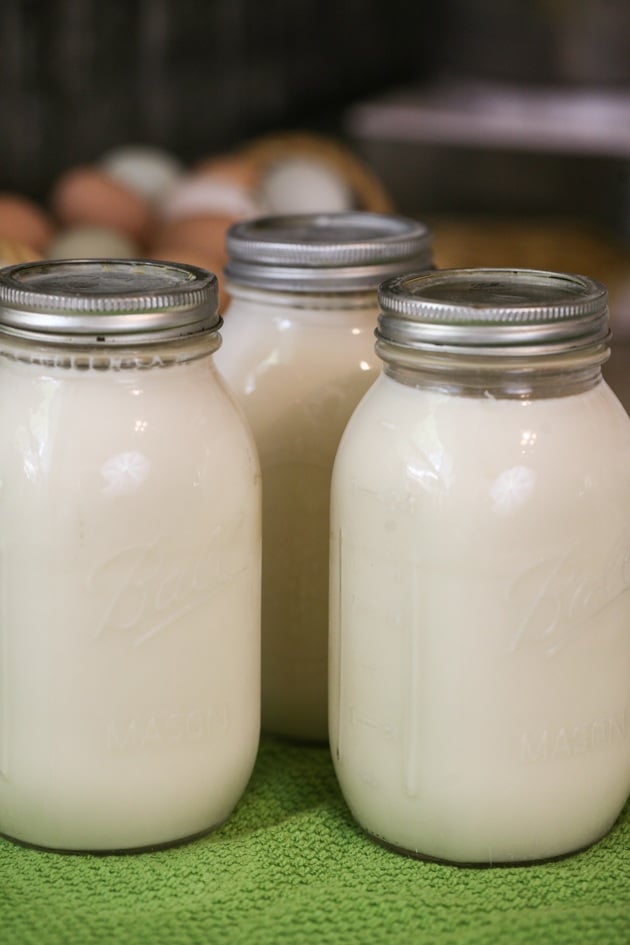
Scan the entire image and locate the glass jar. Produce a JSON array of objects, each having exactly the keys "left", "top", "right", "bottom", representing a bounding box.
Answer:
[
  {"left": 0, "top": 259, "right": 261, "bottom": 852},
  {"left": 330, "top": 268, "right": 630, "bottom": 864},
  {"left": 216, "top": 212, "right": 433, "bottom": 741}
]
